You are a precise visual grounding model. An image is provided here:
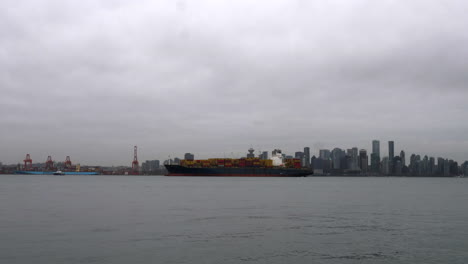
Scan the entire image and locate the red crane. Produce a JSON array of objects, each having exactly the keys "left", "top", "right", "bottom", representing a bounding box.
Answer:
[
  {"left": 64, "top": 156, "right": 72, "bottom": 169},
  {"left": 45, "top": 156, "right": 54, "bottom": 171},
  {"left": 24, "top": 154, "right": 32, "bottom": 170},
  {"left": 132, "top": 146, "right": 139, "bottom": 172}
]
